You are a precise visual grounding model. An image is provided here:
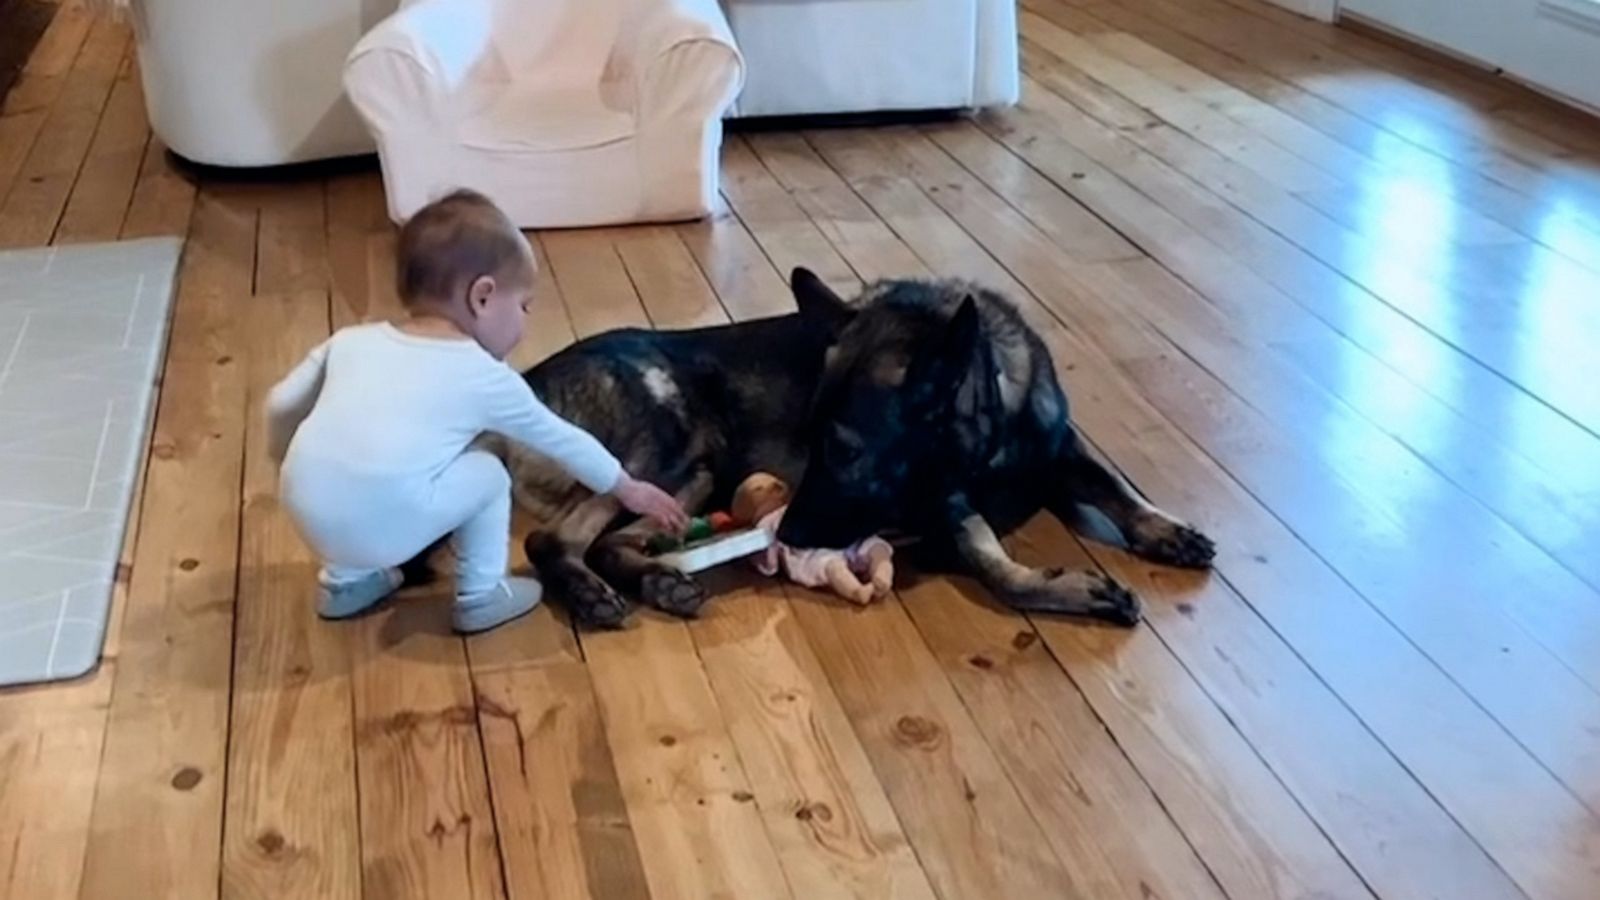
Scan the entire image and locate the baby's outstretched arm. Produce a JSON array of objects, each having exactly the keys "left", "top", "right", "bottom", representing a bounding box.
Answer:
[
  {"left": 265, "top": 338, "right": 331, "bottom": 463},
  {"left": 480, "top": 366, "right": 687, "bottom": 530}
]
